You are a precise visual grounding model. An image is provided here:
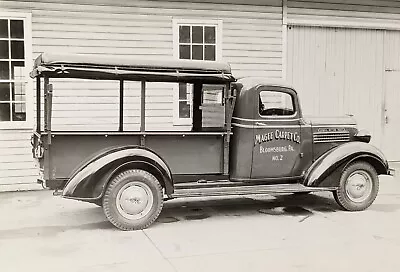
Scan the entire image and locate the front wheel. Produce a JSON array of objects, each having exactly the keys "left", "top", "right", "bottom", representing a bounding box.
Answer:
[
  {"left": 333, "top": 161, "right": 379, "bottom": 211},
  {"left": 103, "top": 169, "right": 164, "bottom": 230}
]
